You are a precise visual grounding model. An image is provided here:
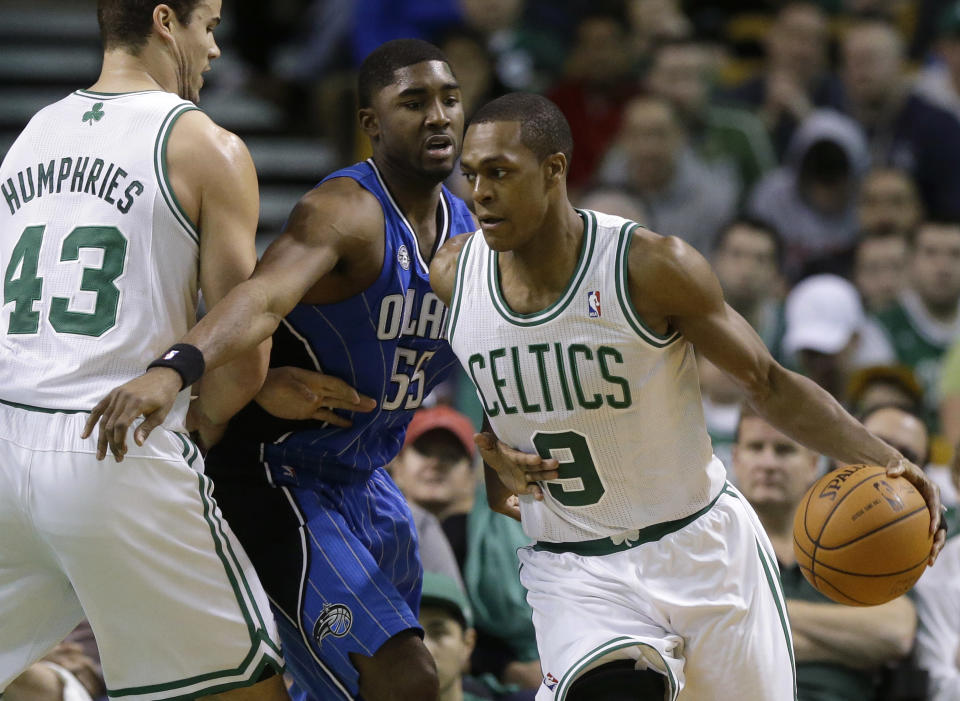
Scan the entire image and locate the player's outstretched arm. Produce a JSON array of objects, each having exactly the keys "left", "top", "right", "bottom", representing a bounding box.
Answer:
[
  {"left": 83, "top": 177, "right": 383, "bottom": 460},
  {"left": 626, "top": 230, "right": 944, "bottom": 564}
]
